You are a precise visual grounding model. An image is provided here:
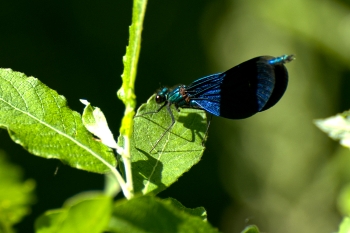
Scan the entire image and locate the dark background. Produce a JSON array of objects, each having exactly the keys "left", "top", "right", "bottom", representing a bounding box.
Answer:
[{"left": 1, "top": 1, "right": 350, "bottom": 232}]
